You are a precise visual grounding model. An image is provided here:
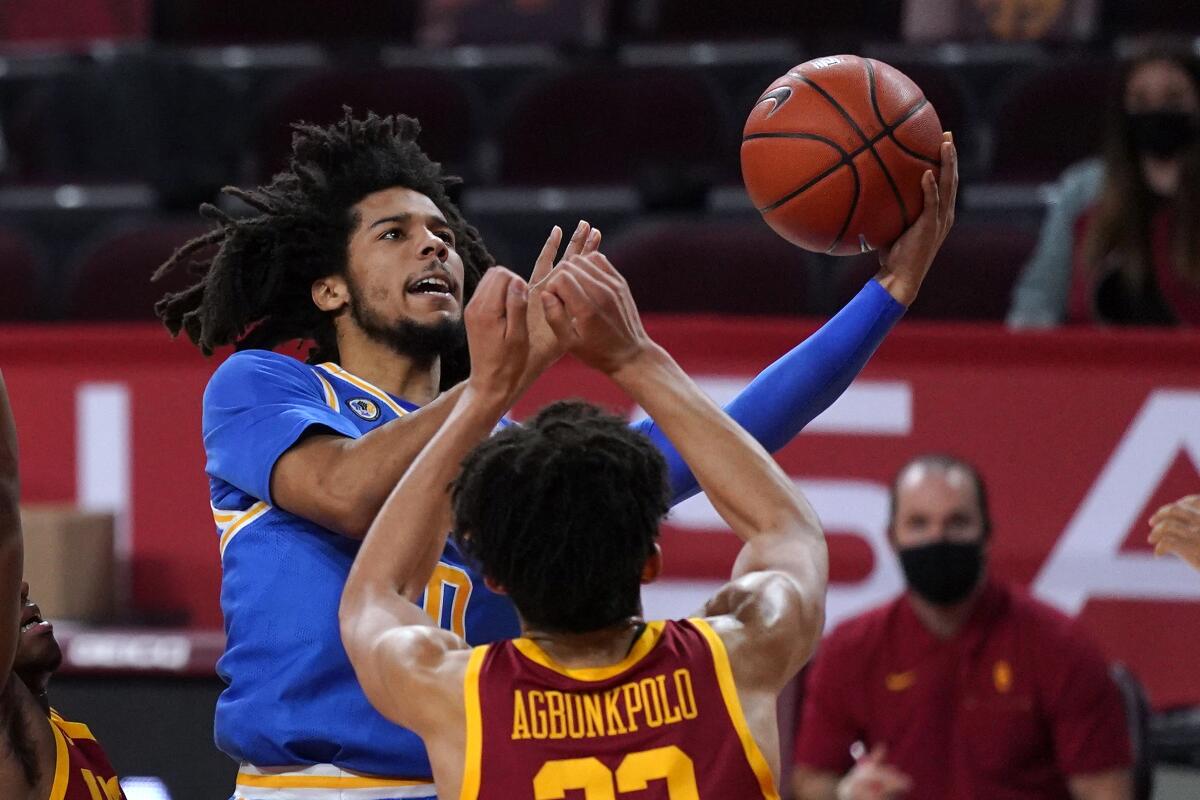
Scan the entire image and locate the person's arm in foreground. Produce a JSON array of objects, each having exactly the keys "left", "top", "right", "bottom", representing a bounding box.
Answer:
[
  {"left": 0, "top": 373, "right": 24, "bottom": 676},
  {"left": 339, "top": 267, "right": 531, "bottom": 732},
  {"left": 1067, "top": 771, "right": 1133, "bottom": 800},
  {"left": 641, "top": 135, "right": 958, "bottom": 503},
  {"left": 540, "top": 252, "right": 828, "bottom": 688},
  {"left": 268, "top": 223, "right": 598, "bottom": 538}
]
